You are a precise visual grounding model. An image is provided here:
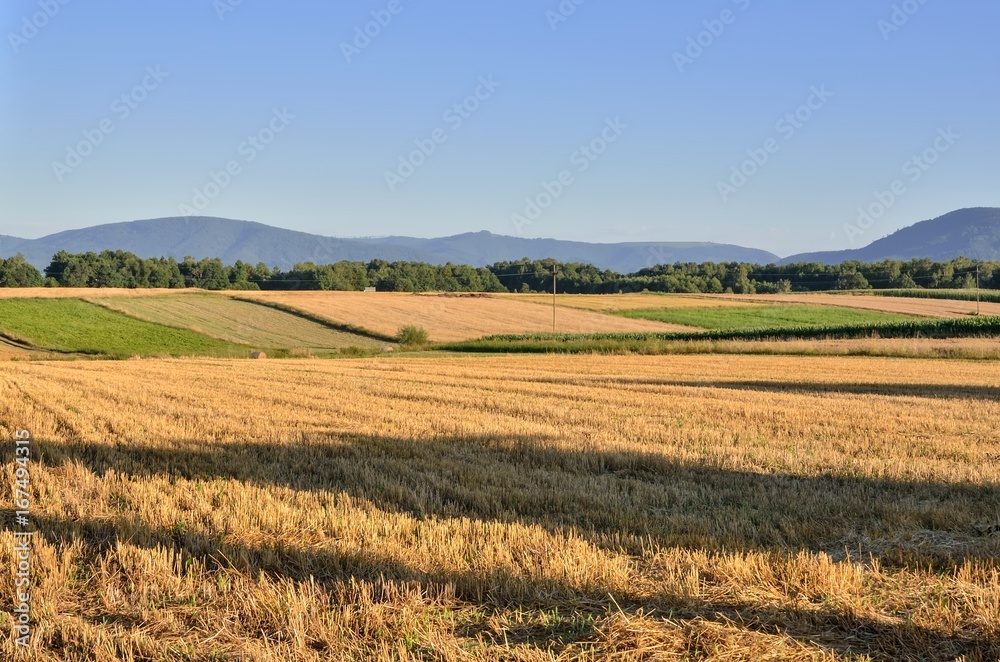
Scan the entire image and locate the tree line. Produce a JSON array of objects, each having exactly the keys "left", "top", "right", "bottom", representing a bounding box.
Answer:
[
  {"left": 0, "top": 250, "right": 996, "bottom": 293},
  {"left": 17, "top": 250, "right": 507, "bottom": 292},
  {"left": 490, "top": 257, "right": 998, "bottom": 294}
]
